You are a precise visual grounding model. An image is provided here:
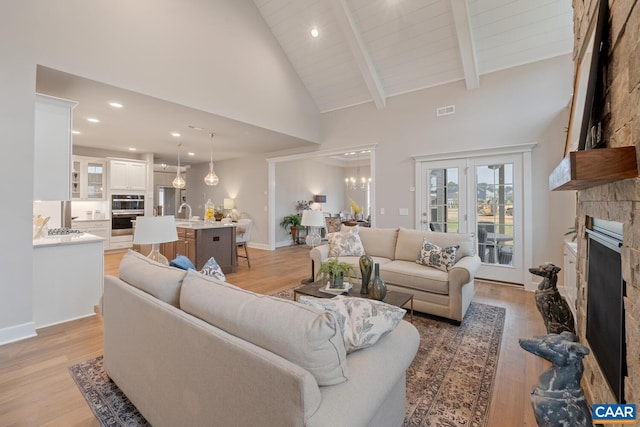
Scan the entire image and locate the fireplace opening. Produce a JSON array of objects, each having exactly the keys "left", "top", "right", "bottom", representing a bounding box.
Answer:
[{"left": 586, "top": 219, "right": 626, "bottom": 403}]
